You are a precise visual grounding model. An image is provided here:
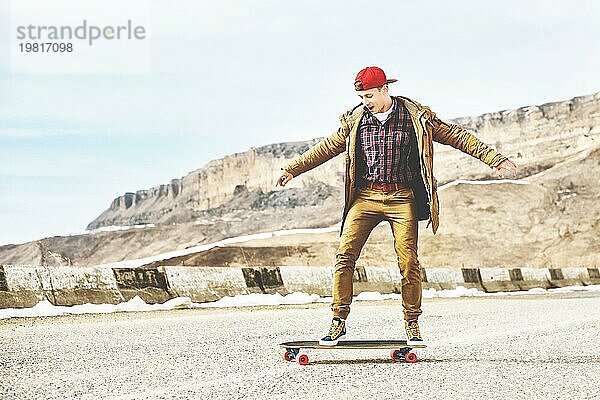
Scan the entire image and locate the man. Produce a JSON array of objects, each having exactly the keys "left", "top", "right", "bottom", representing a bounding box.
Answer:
[{"left": 276, "top": 66, "right": 517, "bottom": 346}]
